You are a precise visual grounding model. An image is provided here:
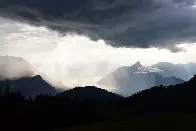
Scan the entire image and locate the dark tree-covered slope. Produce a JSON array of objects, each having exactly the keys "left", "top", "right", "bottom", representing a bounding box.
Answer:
[
  {"left": 57, "top": 86, "right": 123, "bottom": 101},
  {"left": 0, "top": 75, "right": 57, "bottom": 97}
]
